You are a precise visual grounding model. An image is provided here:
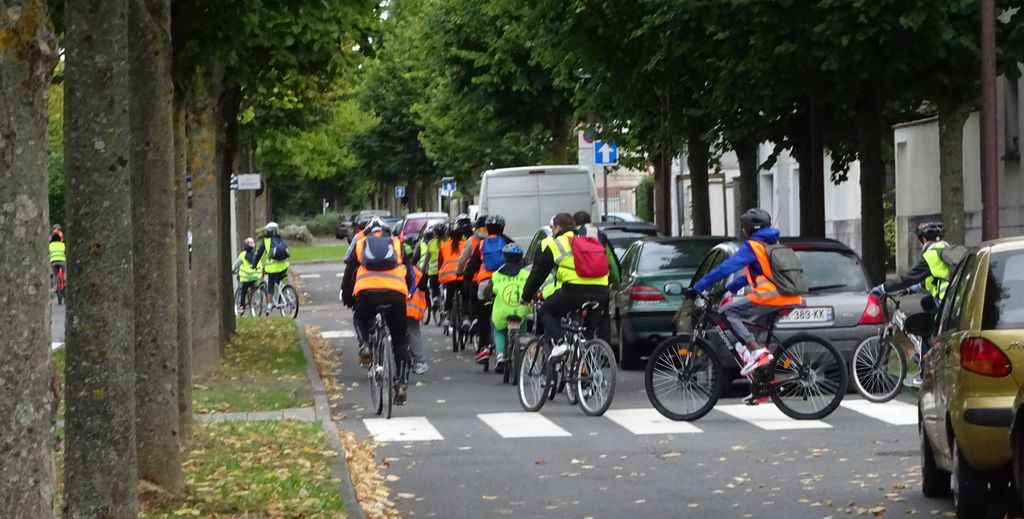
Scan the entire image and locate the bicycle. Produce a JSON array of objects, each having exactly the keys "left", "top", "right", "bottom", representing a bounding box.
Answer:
[
  {"left": 255, "top": 274, "right": 299, "bottom": 318},
  {"left": 52, "top": 263, "right": 66, "bottom": 306},
  {"left": 644, "top": 291, "right": 848, "bottom": 421},
  {"left": 501, "top": 316, "right": 527, "bottom": 385},
  {"left": 233, "top": 282, "right": 260, "bottom": 317},
  {"left": 518, "top": 301, "right": 617, "bottom": 416},
  {"left": 421, "top": 283, "right": 443, "bottom": 326},
  {"left": 851, "top": 291, "right": 921, "bottom": 403},
  {"left": 450, "top": 291, "right": 469, "bottom": 353},
  {"left": 366, "top": 305, "right": 396, "bottom": 419}
]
